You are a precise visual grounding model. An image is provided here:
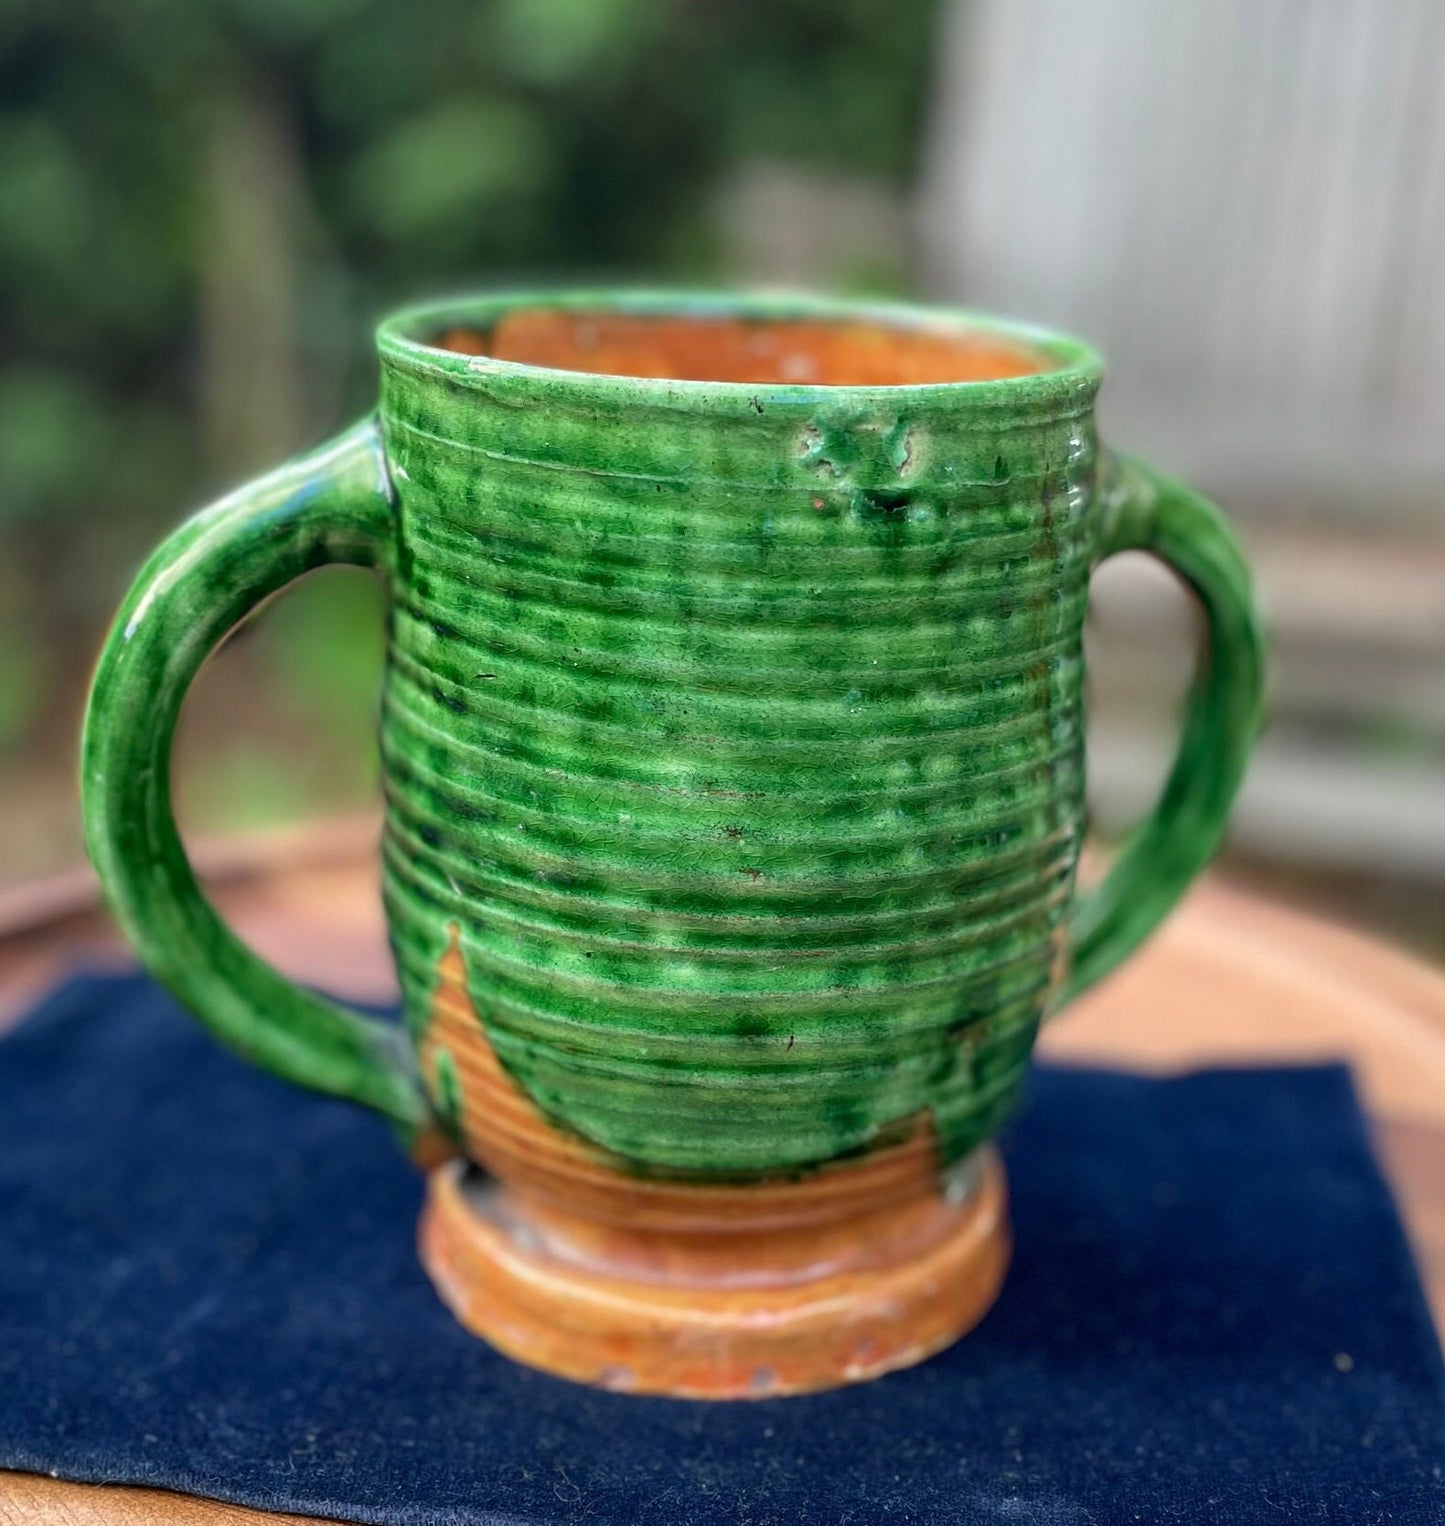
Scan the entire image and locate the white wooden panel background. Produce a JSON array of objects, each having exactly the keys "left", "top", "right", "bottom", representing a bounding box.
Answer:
[
  {"left": 918, "top": 0, "right": 1445, "bottom": 886},
  {"left": 921, "top": 0, "right": 1445, "bottom": 505}
]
